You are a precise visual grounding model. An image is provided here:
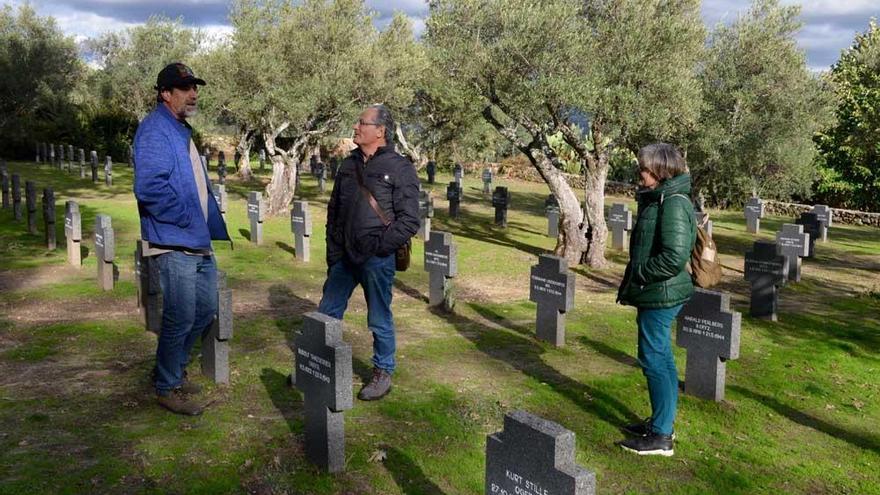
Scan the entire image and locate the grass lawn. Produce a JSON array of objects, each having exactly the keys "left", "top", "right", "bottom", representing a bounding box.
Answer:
[{"left": 1, "top": 159, "right": 878, "bottom": 494}]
